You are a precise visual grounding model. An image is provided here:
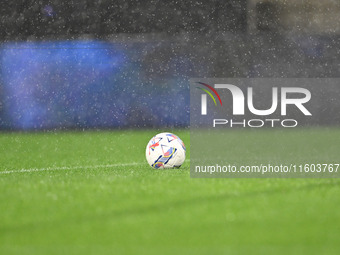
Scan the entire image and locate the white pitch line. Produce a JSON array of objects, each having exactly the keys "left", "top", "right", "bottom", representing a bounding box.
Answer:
[
  {"left": 0, "top": 159, "right": 191, "bottom": 175},
  {"left": 0, "top": 162, "right": 141, "bottom": 175}
]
